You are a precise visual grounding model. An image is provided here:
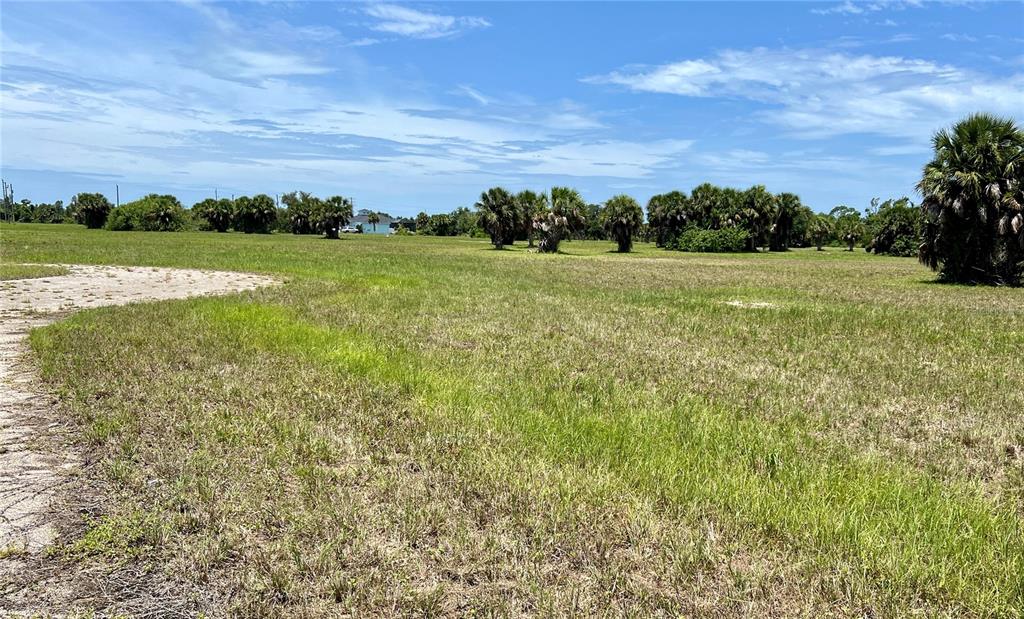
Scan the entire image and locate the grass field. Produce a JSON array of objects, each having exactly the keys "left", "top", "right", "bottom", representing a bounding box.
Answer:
[
  {"left": 0, "top": 262, "right": 69, "bottom": 280},
  {"left": 2, "top": 223, "right": 1022, "bottom": 616}
]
